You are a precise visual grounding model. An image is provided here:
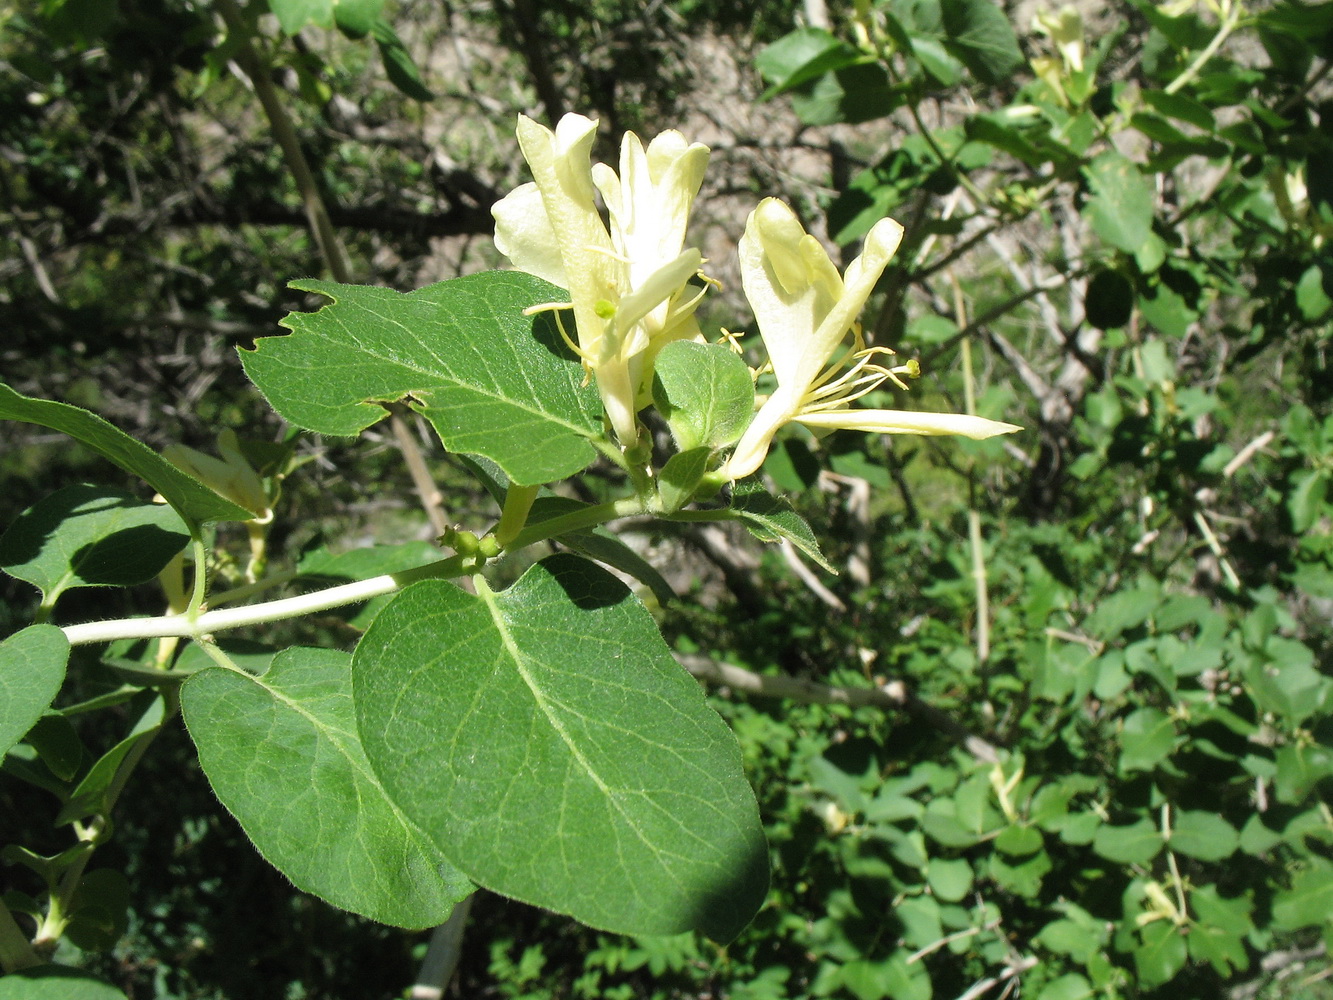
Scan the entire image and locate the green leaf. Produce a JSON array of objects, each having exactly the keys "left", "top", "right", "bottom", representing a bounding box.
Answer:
[
  {"left": 839, "top": 955, "right": 931, "bottom": 1000},
  {"left": 896, "top": 895, "right": 943, "bottom": 948},
  {"left": 995, "top": 824, "right": 1044, "bottom": 856},
  {"left": 1189, "top": 885, "right": 1252, "bottom": 976},
  {"left": 829, "top": 152, "right": 920, "bottom": 245},
  {"left": 1086, "top": 579, "right": 1160, "bottom": 638},
  {"left": 1119, "top": 707, "right": 1176, "bottom": 773},
  {"left": 1274, "top": 742, "right": 1333, "bottom": 804},
  {"left": 731, "top": 480, "right": 835, "bottom": 573},
  {"left": 0, "top": 625, "right": 69, "bottom": 757},
  {"left": 1131, "top": 111, "right": 1190, "bottom": 146},
  {"left": 1037, "top": 974, "right": 1094, "bottom": 1000},
  {"left": 1141, "top": 89, "right": 1216, "bottom": 130},
  {"left": 63, "top": 869, "right": 129, "bottom": 952},
  {"left": 24, "top": 713, "right": 84, "bottom": 781},
  {"left": 0, "top": 383, "right": 255, "bottom": 525},
  {"left": 0, "top": 485, "right": 189, "bottom": 603},
  {"left": 1139, "top": 280, "right": 1195, "bottom": 339},
  {"left": 1296, "top": 265, "right": 1333, "bottom": 321},
  {"left": 658, "top": 448, "right": 713, "bottom": 514},
  {"left": 371, "top": 19, "right": 433, "bottom": 100},
  {"left": 333, "top": 0, "right": 382, "bottom": 37},
  {"left": 1239, "top": 813, "right": 1283, "bottom": 856},
  {"left": 939, "top": 0, "right": 1025, "bottom": 84},
  {"left": 926, "top": 857, "right": 973, "bottom": 902},
  {"left": 910, "top": 34, "right": 964, "bottom": 86},
  {"left": 1134, "top": 921, "right": 1187, "bottom": 988},
  {"left": 754, "top": 28, "right": 861, "bottom": 95},
  {"left": 181, "top": 647, "right": 470, "bottom": 929},
  {"left": 56, "top": 693, "right": 165, "bottom": 825},
  {"left": 0, "top": 966, "right": 128, "bottom": 1000},
  {"left": 1288, "top": 470, "right": 1328, "bottom": 533},
  {"left": 1273, "top": 859, "right": 1333, "bottom": 930},
  {"left": 653, "top": 341, "right": 755, "bottom": 452},
  {"left": 296, "top": 540, "right": 443, "bottom": 581},
  {"left": 353, "top": 555, "right": 769, "bottom": 941},
  {"left": 1093, "top": 818, "right": 1163, "bottom": 864},
  {"left": 1036, "top": 905, "right": 1106, "bottom": 962},
  {"left": 242, "top": 273, "right": 601, "bottom": 486},
  {"left": 268, "top": 0, "right": 332, "bottom": 32},
  {"left": 789, "top": 63, "right": 903, "bottom": 126},
  {"left": 37, "top": 0, "right": 120, "bottom": 46},
  {"left": 1083, "top": 151, "right": 1156, "bottom": 254},
  {"left": 1085, "top": 269, "right": 1135, "bottom": 330},
  {"left": 1168, "top": 810, "right": 1238, "bottom": 861},
  {"left": 1241, "top": 639, "right": 1328, "bottom": 724},
  {"left": 989, "top": 848, "right": 1051, "bottom": 897},
  {"left": 922, "top": 800, "right": 979, "bottom": 847}
]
